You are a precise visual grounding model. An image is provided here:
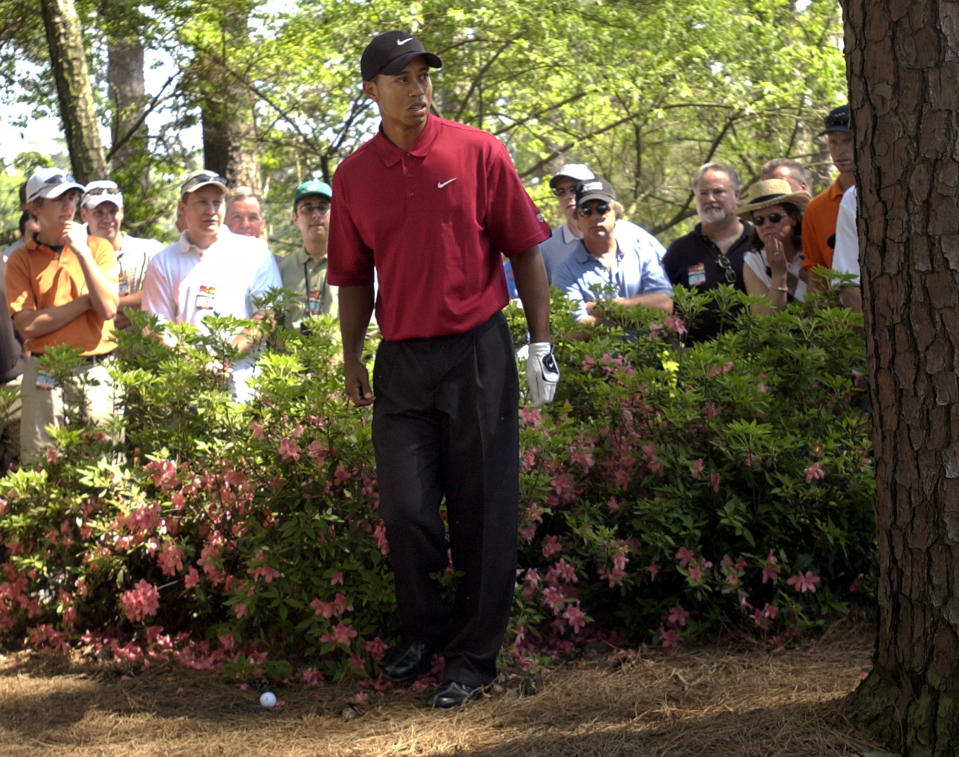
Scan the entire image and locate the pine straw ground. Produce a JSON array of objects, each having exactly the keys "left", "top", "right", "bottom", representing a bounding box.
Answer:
[{"left": 0, "top": 622, "right": 894, "bottom": 757}]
